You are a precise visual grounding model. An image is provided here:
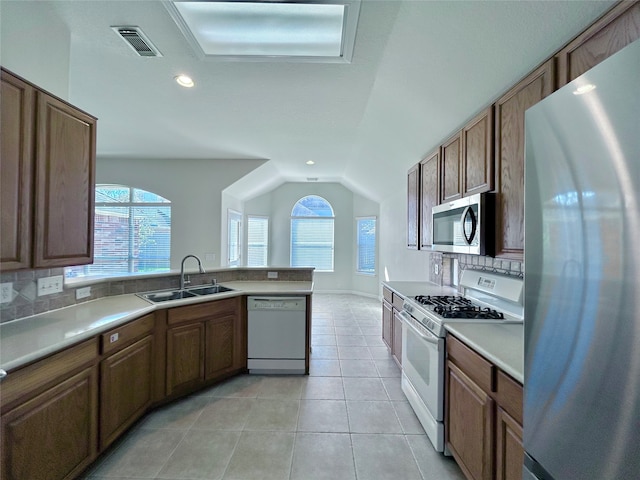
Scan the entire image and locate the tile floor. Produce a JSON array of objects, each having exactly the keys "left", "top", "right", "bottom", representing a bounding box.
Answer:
[{"left": 84, "top": 293, "right": 465, "bottom": 480}]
